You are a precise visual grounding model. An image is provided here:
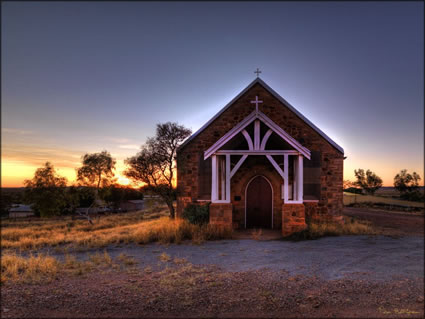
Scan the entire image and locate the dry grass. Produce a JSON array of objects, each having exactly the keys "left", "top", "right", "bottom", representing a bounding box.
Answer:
[
  {"left": 289, "top": 216, "right": 377, "bottom": 240},
  {"left": 88, "top": 250, "right": 113, "bottom": 266},
  {"left": 1, "top": 253, "right": 59, "bottom": 284},
  {"left": 309, "top": 216, "right": 377, "bottom": 237},
  {"left": 157, "top": 263, "right": 209, "bottom": 290},
  {"left": 159, "top": 252, "right": 171, "bottom": 262},
  {"left": 1, "top": 250, "right": 136, "bottom": 284},
  {"left": 251, "top": 229, "right": 263, "bottom": 240},
  {"left": 1, "top": 207, "right": 233, "bottom": 252},
  {"left": 116, "top": 253, "right": 138, "bottom": 266},
  {"left": 173, "top": 257, "right": 187, "bottom": 265}
]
